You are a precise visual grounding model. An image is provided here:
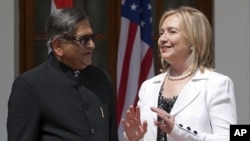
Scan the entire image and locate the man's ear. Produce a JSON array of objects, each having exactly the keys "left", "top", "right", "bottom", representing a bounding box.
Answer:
[{"left": 52, "top": 38, "right": 63, "bottom": 56}]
